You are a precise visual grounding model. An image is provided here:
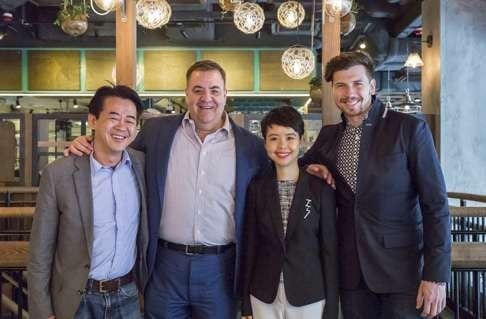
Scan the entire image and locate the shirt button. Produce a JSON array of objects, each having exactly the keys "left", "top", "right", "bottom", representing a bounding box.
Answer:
[
  {"left": 198, "top": 210, "right": 201, "bottom": 215},
  {"left": 199, "top": 189, "right": 202, "bottom": 194},
  {"left": 201, "top": 171, "right": 205, "bottom": 176}
]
